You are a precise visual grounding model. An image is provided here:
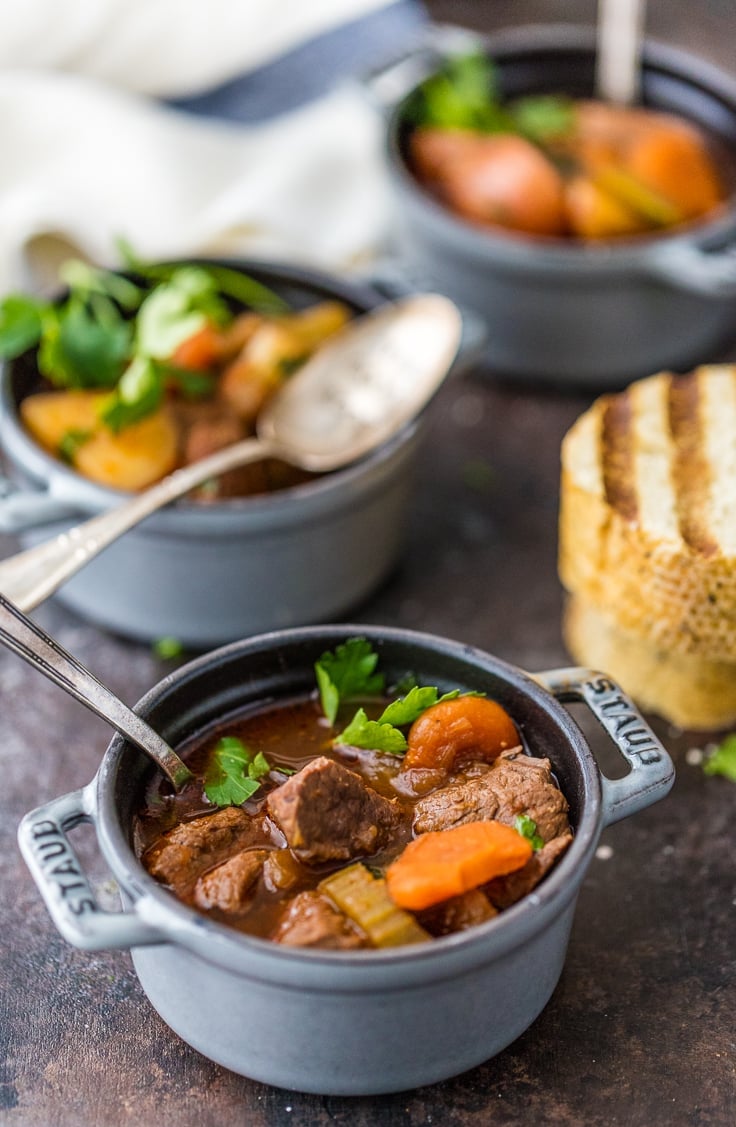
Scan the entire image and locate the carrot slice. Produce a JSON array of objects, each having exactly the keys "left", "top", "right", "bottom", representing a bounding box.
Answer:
[
  {"left": 386, "top": 821, "right": 533, "bottom": 911},
  {"left": 402, "top": 695, "right": 520, "bottom": 772},
  {"left": 170, "top": 322, "right": 223, "bottom": 370}
]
